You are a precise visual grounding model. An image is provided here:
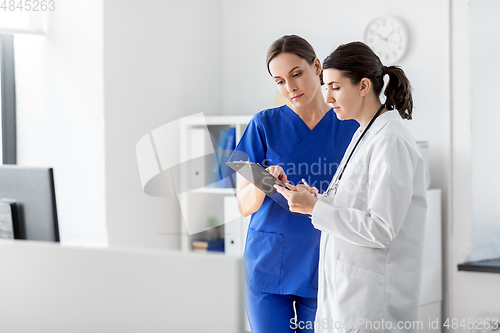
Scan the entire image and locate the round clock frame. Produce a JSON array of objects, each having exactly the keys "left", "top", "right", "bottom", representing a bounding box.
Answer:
[{"left": 364, "top": 16, "right": 409, "bottom": 65}]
